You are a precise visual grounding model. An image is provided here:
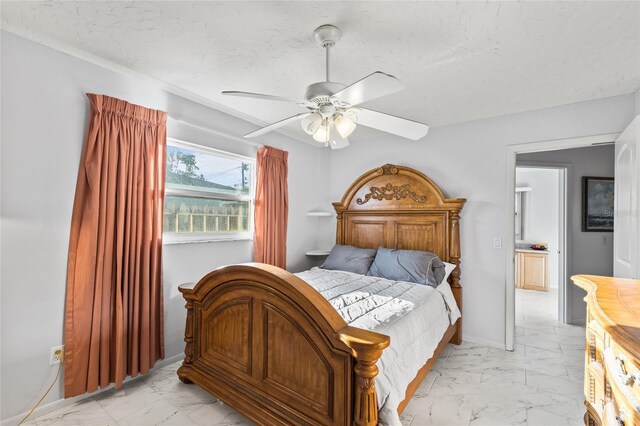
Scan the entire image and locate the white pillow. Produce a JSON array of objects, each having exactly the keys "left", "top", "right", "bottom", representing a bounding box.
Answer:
[
  {"left": 436, "top": 262, "right": 461, "bottom": 324},
  {"left": 439, "top": 261, "right": 457, "bottom": 285}
]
